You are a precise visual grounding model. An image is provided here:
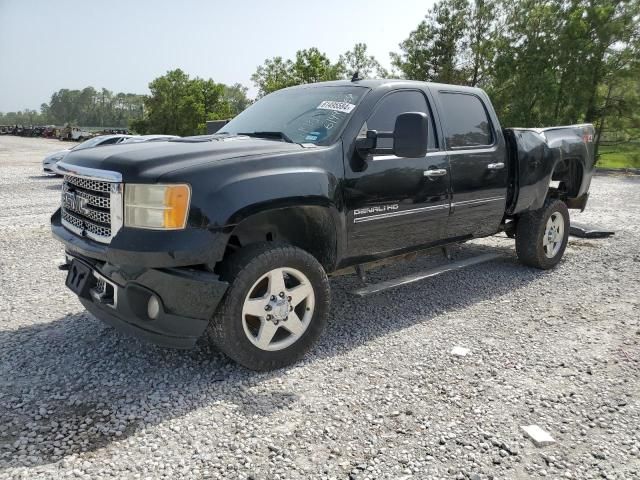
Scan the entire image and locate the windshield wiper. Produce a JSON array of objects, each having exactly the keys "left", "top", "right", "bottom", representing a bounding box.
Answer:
[{"left": 238, "top": 131, "right": 294, "bottom": 143}]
